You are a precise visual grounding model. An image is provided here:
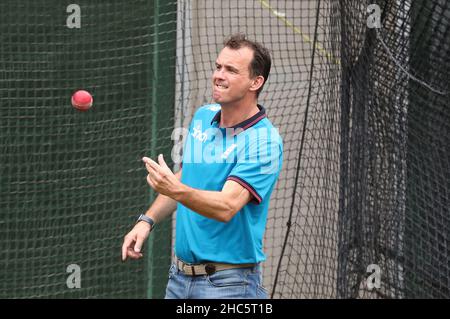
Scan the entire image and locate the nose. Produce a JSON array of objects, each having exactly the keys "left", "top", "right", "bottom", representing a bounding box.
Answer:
[{"left": 213, "top": 68, "right": 225, "bottom": 81}]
